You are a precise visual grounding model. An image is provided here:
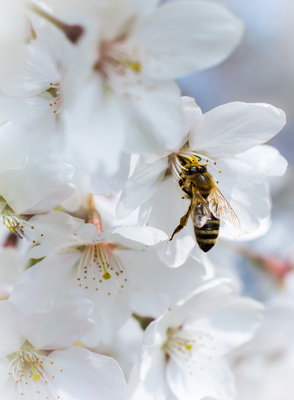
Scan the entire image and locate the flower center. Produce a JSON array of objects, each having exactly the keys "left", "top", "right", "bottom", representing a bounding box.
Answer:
[
  {"left": 94, "top": 39, "right": 141, "bottom": 79},
  {"left": 163, "top": 328, "right": 195, "bottom": 367},
  {"left": 76, "top": 243, "right": 127, "bottom": 294},
  {"left": 1, "top": 214, "right": 25, "bottom": 240},
  {"left": 47, "top": 82, "right": 62, "bottom": 115},
  {"left": 170, "top": 149, "right": 222, "bottom": 184},
  {"left": 7, "top": 346, "right": 62, "bottom": 398}
]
